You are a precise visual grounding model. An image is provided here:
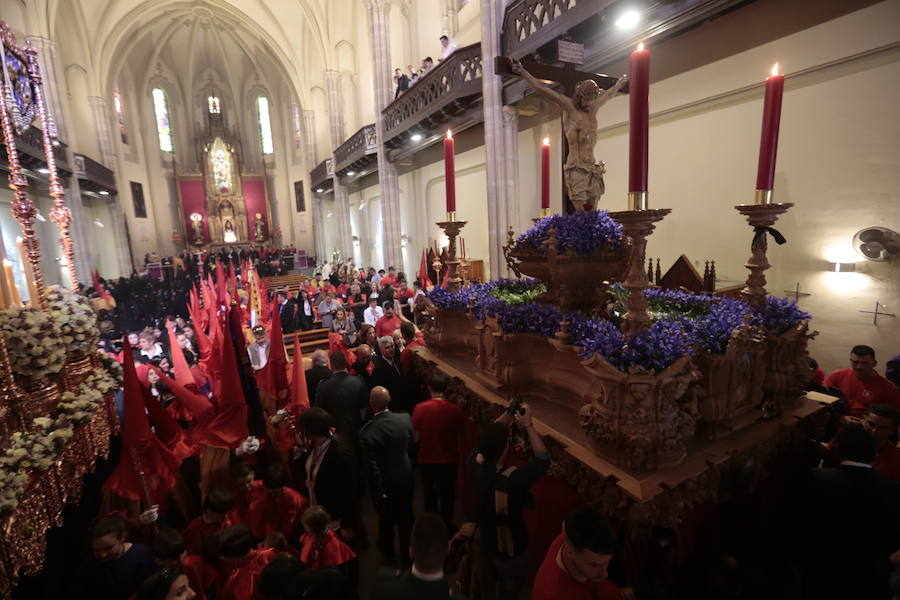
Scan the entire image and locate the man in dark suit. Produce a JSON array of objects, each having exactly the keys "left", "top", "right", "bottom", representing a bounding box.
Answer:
[
  {"left": 305, "top": 350, "right": 332, "bottom": 402},
  {"left": 372, "top": 336, "right": 411, "bottom": 413},
  {"left": 794, "top": 425, "right": 900, "bottom": 600},
  {"left": 314, "top": 351, "right": 368, "bottom": 448},
  {"left": 276, "top": 290, "right": 296, "bottom": 333},
  {"left": 372, "top": 514, "right": 465, "bottom": 599},
  {"left": 360, "top": 386, "right": 415, "bottom": 563},
  {"left": 291, "top": 407, "right": 362, "bottom": 537}
]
